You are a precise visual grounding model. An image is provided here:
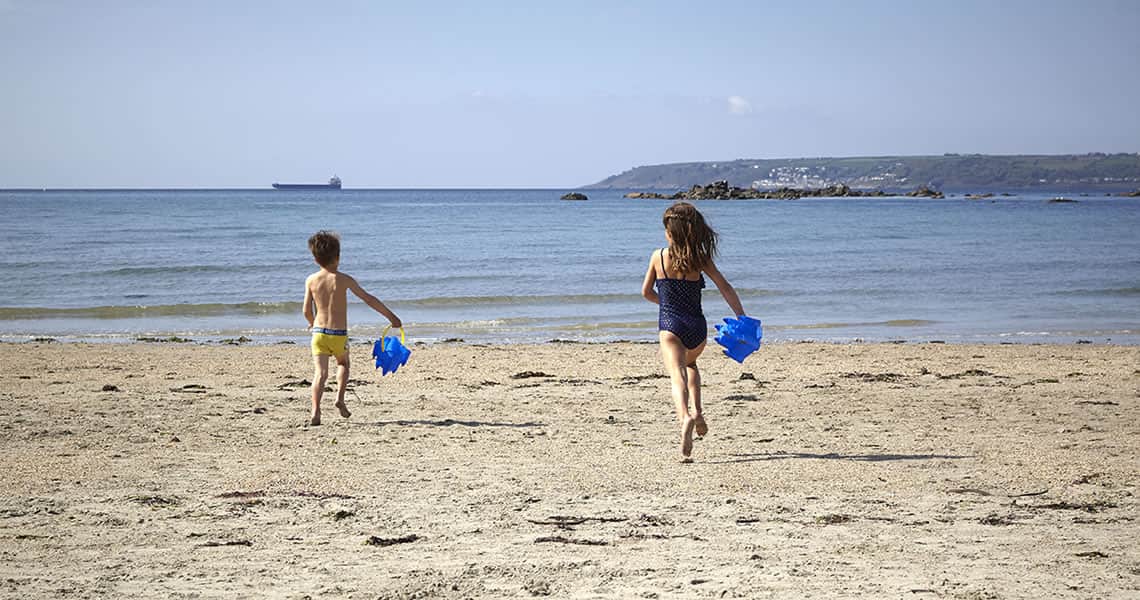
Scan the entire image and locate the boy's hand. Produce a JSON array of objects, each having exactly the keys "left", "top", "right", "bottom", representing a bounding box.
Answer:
[{"left": 390, "top": 318, "right": 402, "bottom": 329}]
